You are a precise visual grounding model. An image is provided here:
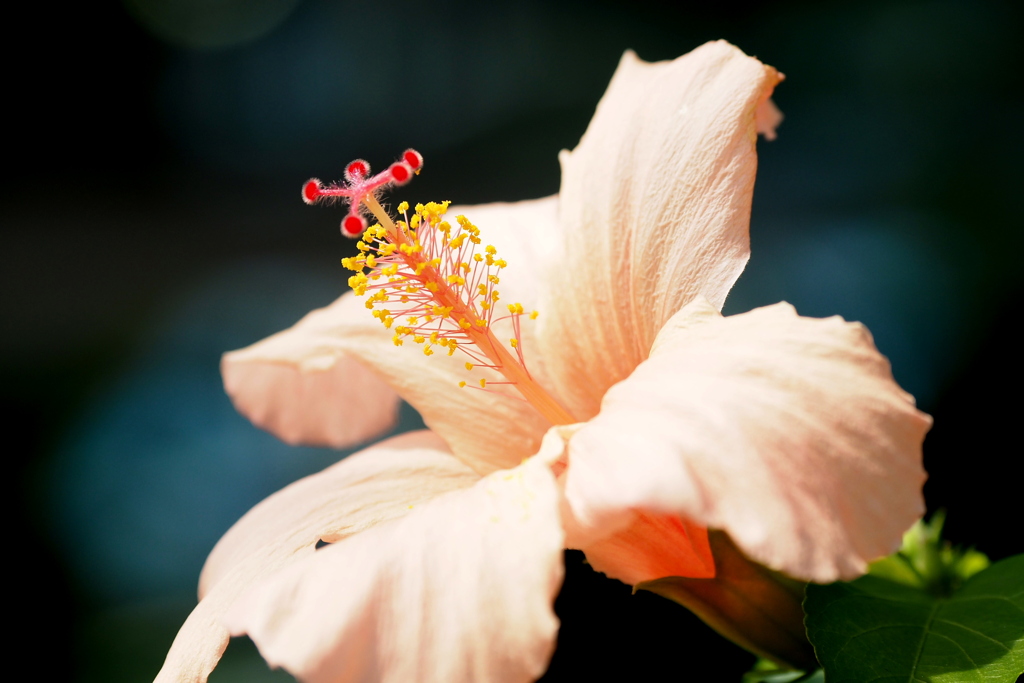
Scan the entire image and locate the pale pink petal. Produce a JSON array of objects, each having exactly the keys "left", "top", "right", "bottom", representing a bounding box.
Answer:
[
  {"left": 536, "top": 41, "right": 784, "bottom": 421},
  {"left": 225, "top": 455, "right": 565, "bottom": 683},
  {"left": 222, "top": 292, "right": 402, "bottom": 449},
  {"left": 564, "top": 297, "right": 931, "bottom": 583},
  {"left": 155, "top": 431, "right": 479, "bottom": 683}
]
